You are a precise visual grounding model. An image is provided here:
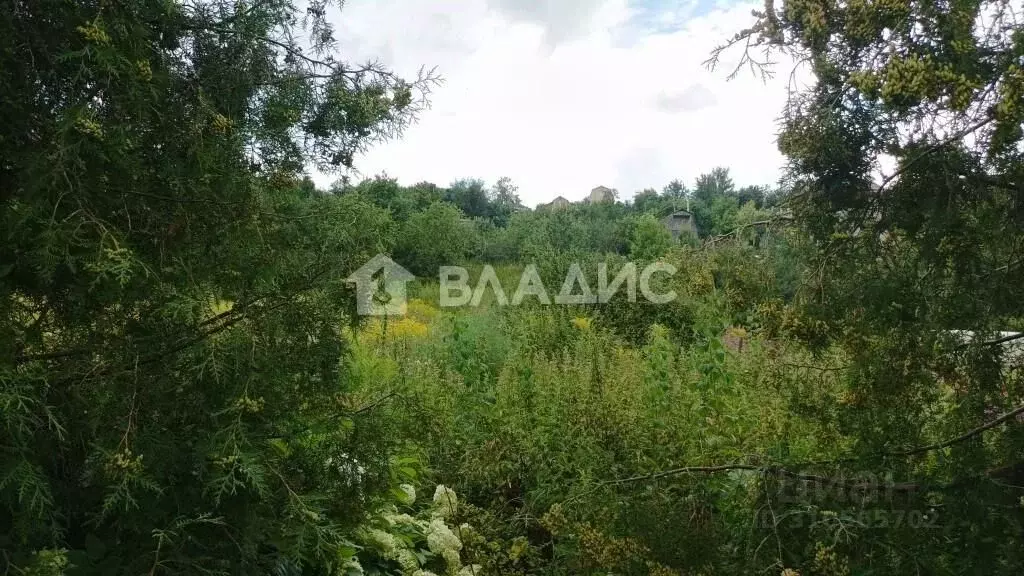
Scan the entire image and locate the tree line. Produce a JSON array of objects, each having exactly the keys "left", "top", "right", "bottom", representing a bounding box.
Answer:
[{"left": 332, "top": 168, "right": 779, "bottom": 276}]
